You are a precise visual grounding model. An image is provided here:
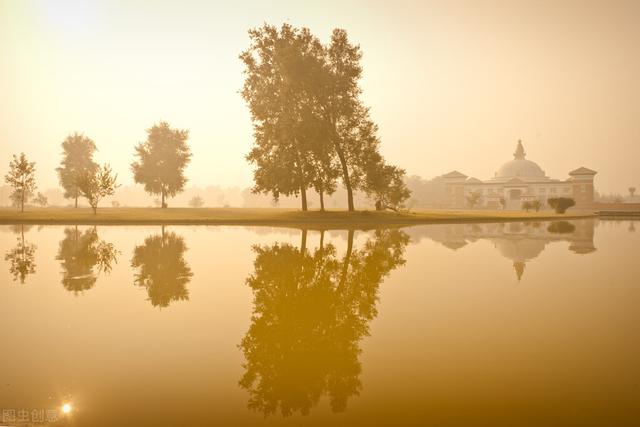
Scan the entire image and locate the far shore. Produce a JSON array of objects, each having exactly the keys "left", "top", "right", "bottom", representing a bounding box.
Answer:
[{"left": 0, "top": 207, "right": 597, "bottom": 229}]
